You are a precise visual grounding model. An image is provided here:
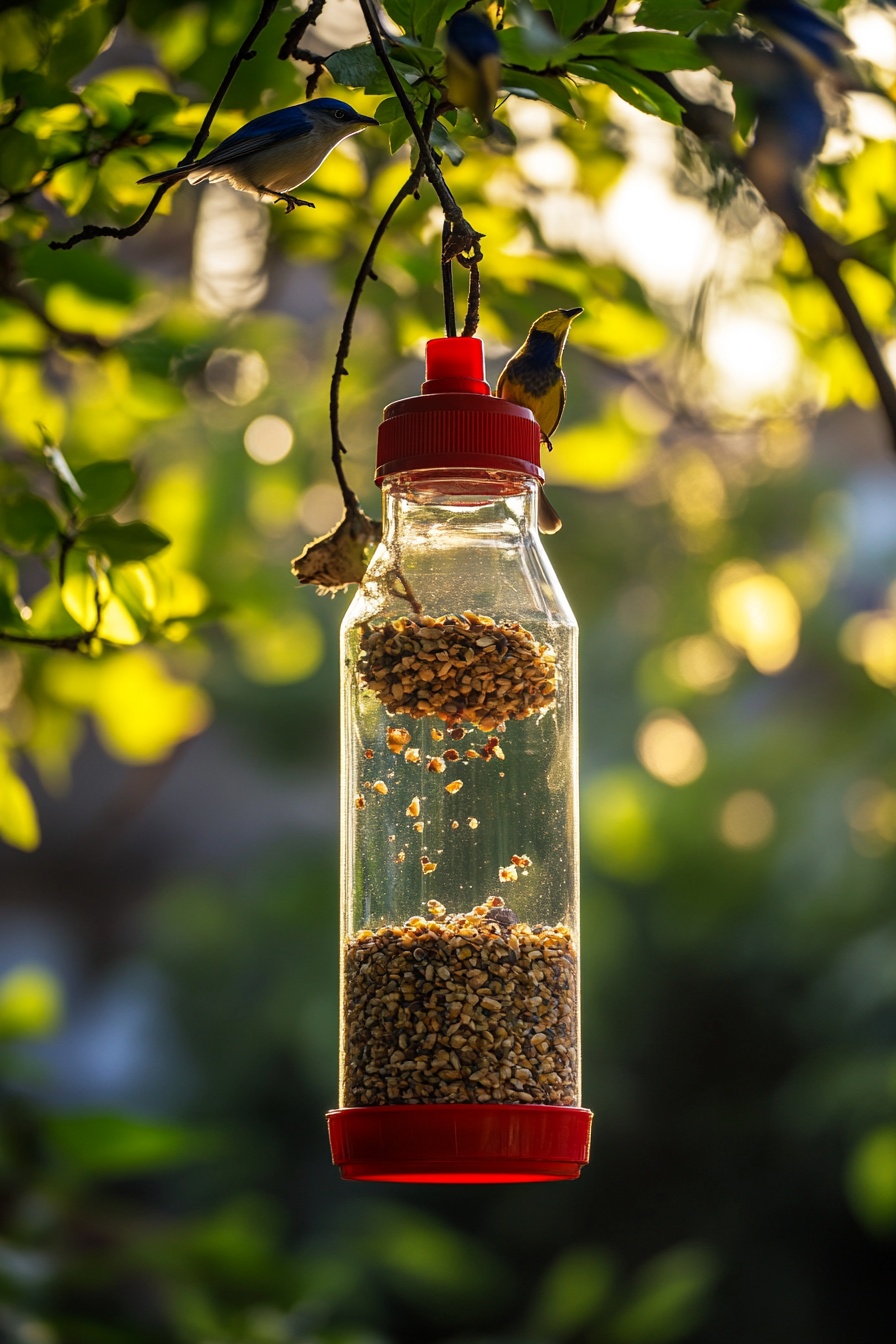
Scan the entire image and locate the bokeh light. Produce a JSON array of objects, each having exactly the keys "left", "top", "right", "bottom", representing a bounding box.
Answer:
[
  {"left": 664, "top": 635, "right": 738, "bottom": 694},
  {"left": 636, "top": 710, "right": 707, "bottom": 786},
  {"left": 719, "top": 791, "right": 776, "bottom": 849},
  {"left": 711, "top": 561, "right": 801, "bottom": 674},
  {"left": 244, "top": 415, "right": 294, "bottom": 465}
]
